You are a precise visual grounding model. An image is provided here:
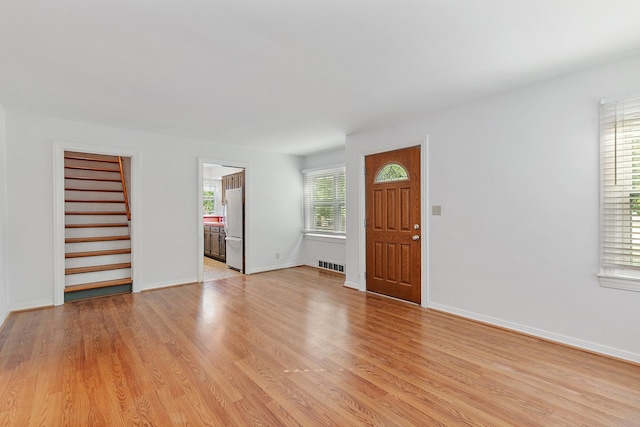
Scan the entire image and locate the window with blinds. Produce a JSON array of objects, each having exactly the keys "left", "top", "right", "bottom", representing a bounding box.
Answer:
[
  {"left": 203, "top": 178, "right": 221, "bottom": 215},
  {"left": 303, "top": 166, "right": 346, "bottom": 234},
  {"left": 600, "top": 96, "right": 640, "bottom": 290}
]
